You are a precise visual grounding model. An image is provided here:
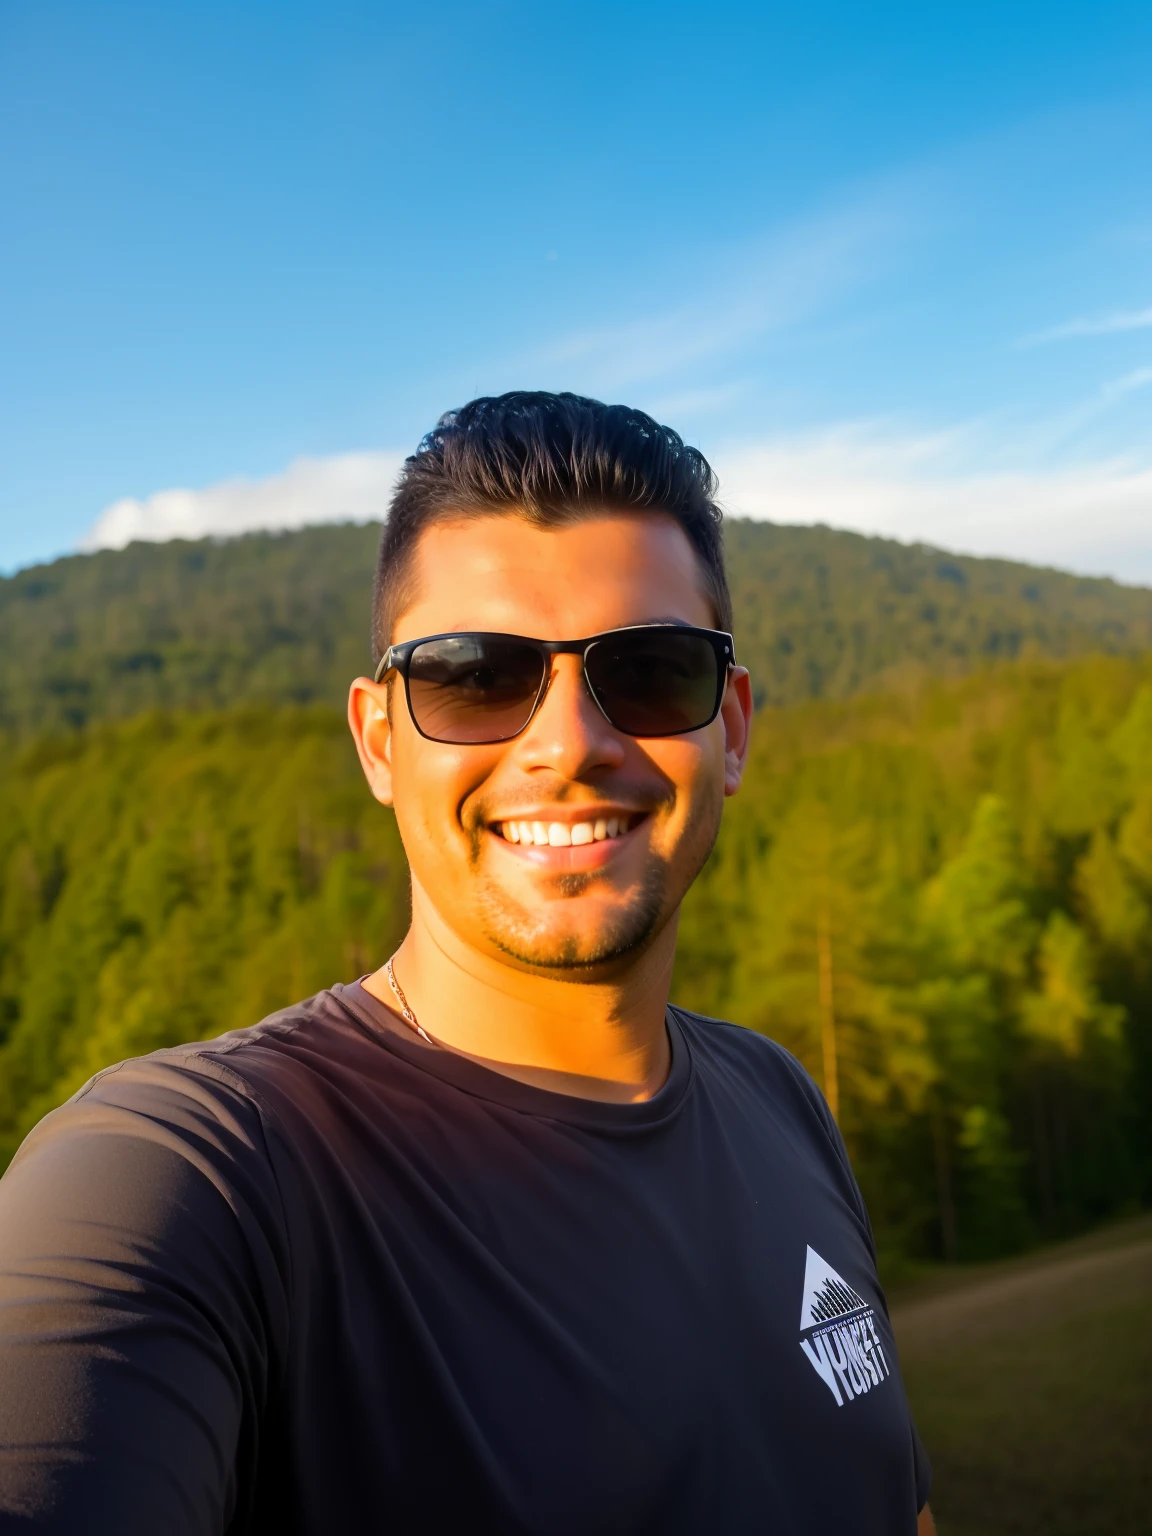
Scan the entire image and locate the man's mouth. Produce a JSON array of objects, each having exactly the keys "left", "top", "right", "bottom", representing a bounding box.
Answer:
[{"left": 493, "top": 813, "right": 643, "bottom": 848}]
